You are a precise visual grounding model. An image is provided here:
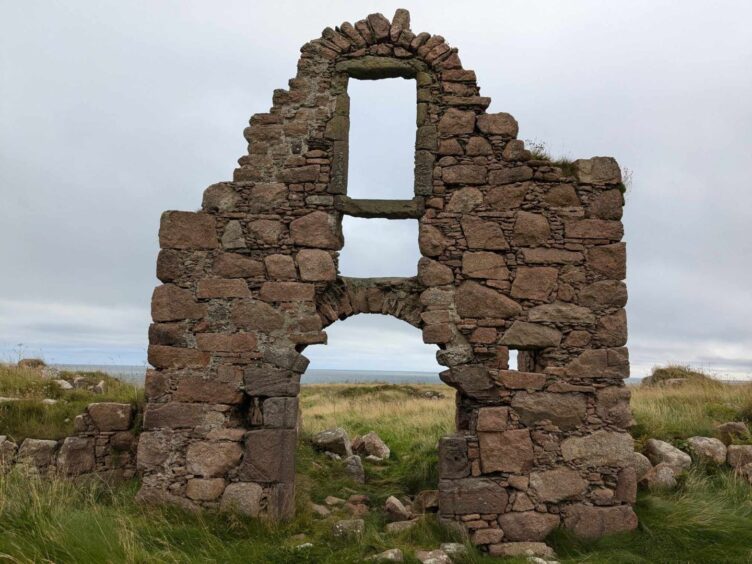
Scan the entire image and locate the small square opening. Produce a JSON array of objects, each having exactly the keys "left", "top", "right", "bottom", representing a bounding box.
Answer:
[{"left": 338, "top": 217, "right": 419, "bottom": 278}]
